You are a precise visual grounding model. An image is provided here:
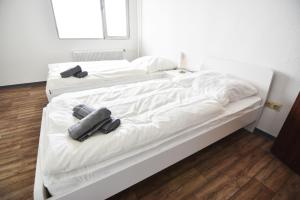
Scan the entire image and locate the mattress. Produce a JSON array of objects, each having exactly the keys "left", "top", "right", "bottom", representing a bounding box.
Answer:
[
  {"left": 46, "top": 60, "right": 167, "bottom": 99},
  {"left": 42, "top": 96, "right": 261, "bottom": 196},
  {"left": 39, "top": 71, "right": 262, "bottom": 196}
]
